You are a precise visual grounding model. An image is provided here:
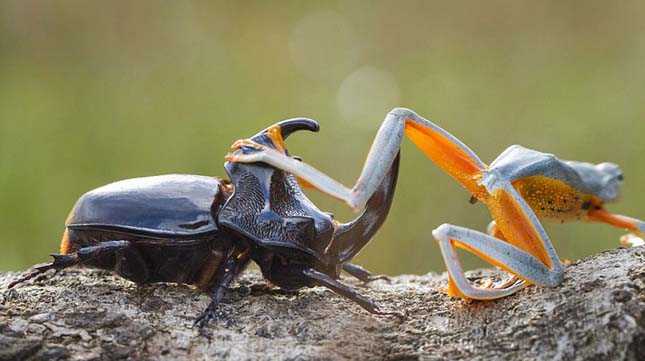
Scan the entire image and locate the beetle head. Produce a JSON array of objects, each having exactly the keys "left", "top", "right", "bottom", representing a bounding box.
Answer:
[{"left": 219, "top": 118, "right": 336, "bottom": 266}]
